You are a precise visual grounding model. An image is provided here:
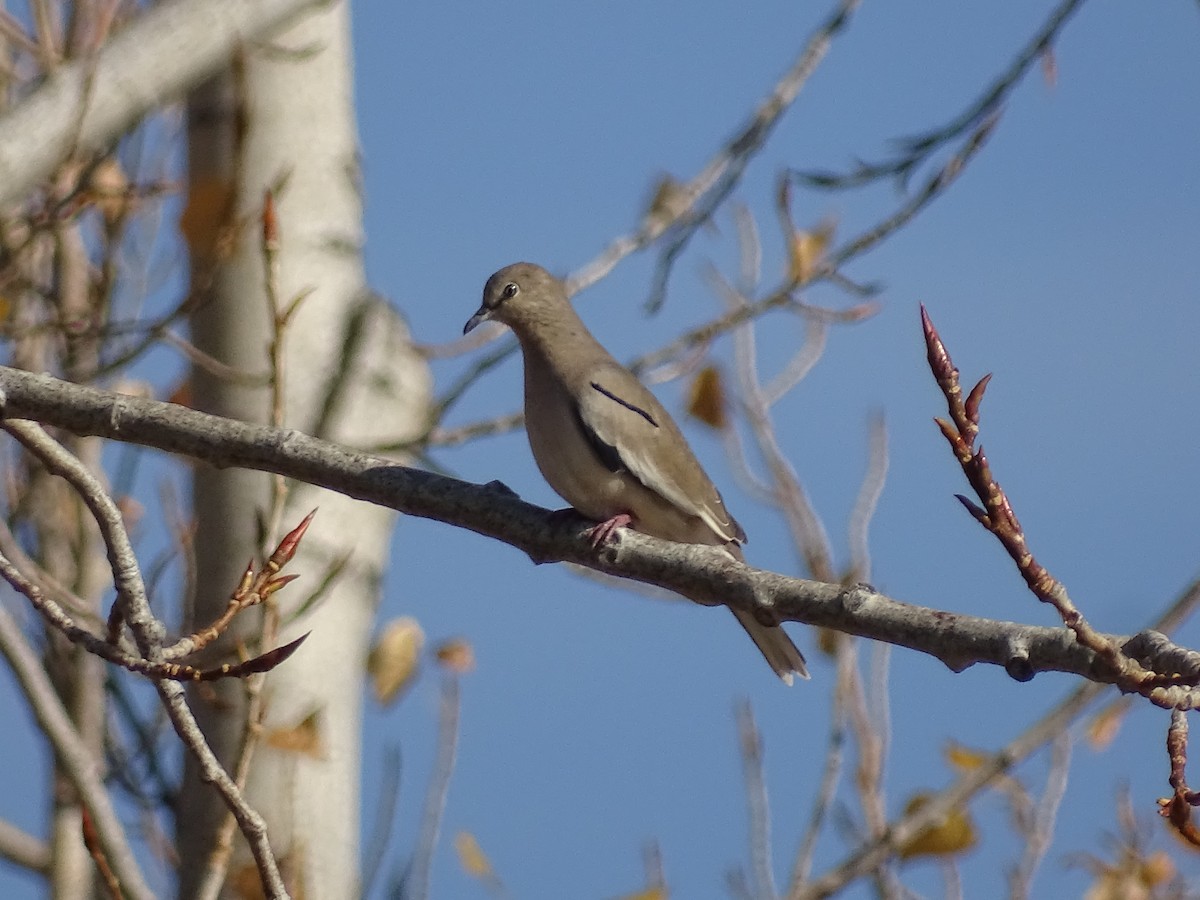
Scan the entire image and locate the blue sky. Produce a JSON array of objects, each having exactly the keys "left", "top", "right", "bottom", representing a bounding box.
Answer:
[
  {"left": 351, "top": 1, "right": 1200, "bottom": 897},
  {"left": 353, "top": 2, "right": 1200, "bottom": 899},
  {"left": 0, "top": 1, "right": 1197, "bottom": 898}
]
